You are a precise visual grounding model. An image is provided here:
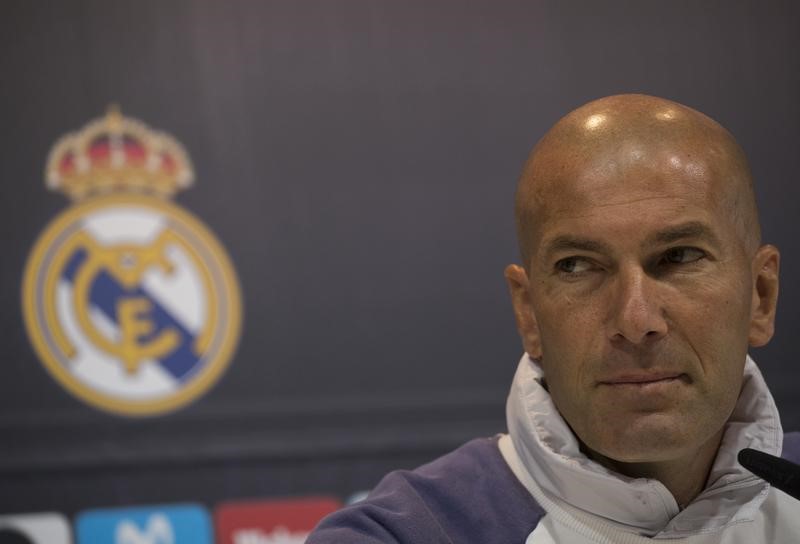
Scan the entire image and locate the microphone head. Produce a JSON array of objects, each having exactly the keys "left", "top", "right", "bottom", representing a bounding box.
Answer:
[{"left": 738, "top": 447, "right": 800, "bottom": 501}]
